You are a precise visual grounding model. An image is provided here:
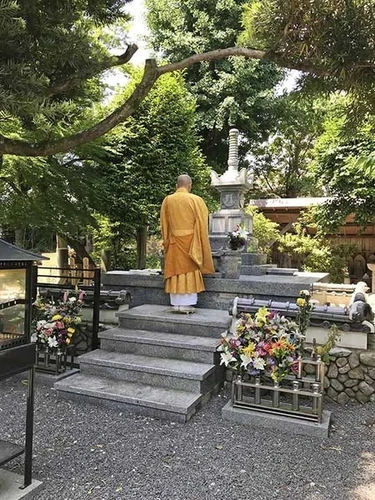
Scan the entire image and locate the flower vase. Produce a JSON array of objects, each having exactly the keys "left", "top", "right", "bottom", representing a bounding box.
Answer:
[{"left": 229, "top": 242, "right": 244, "bottom": 252}]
